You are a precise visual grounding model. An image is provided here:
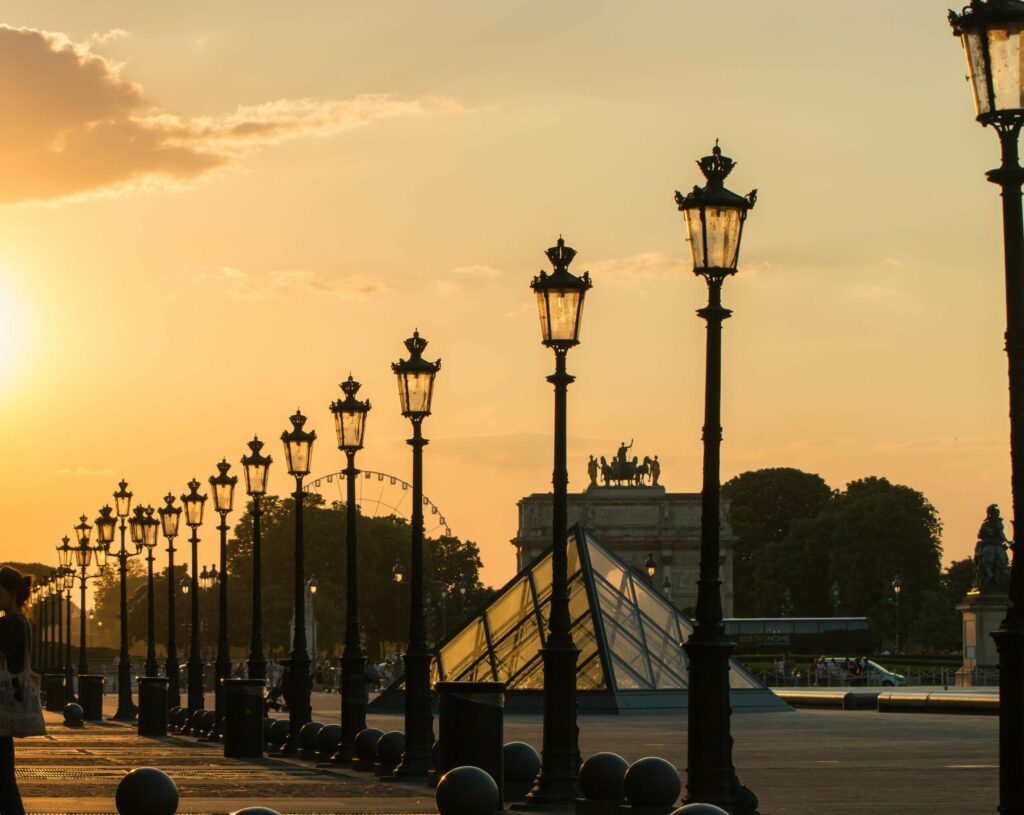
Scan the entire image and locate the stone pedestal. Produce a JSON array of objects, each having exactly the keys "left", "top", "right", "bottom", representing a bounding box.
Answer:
[{"left": 956, "top": 590, "right": 1008, "bottom": 686}]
